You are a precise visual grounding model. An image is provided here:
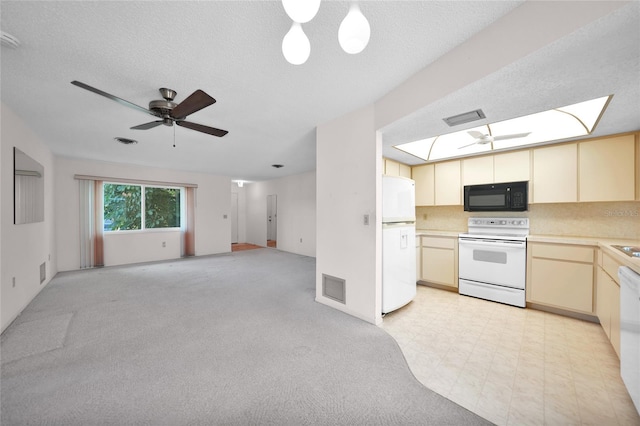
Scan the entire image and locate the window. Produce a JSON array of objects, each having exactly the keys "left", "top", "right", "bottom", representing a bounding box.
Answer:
[{"left": 104, "top": 183, "right": 182, "bottom": 231}]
